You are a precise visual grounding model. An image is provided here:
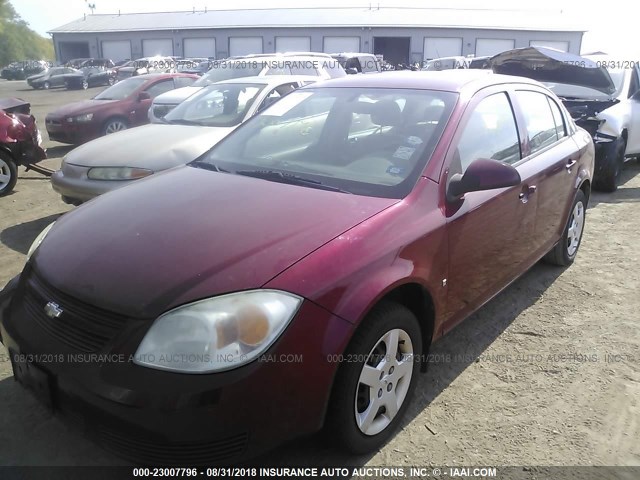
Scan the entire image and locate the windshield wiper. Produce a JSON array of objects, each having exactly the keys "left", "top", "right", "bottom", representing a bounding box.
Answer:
[
  {"left": 190, "top": 161, "right": 230, "bottom": 173},
  {"left": 166, "top": 118, "right": 204, "bottom": 126},
  {"left": 235, "top": 170, "right": 351, "bottom": 194}
]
